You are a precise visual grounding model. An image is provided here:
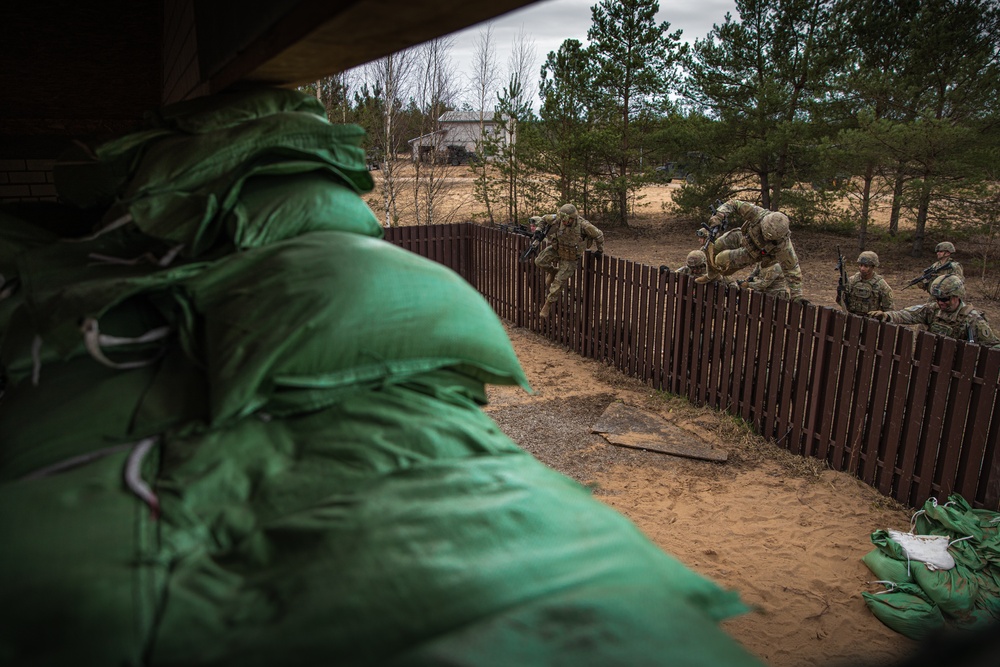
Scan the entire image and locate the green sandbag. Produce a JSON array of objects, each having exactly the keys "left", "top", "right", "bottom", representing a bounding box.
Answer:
[
  {"left": 107, "top": 112, "right": 373, "bottom": 256},
  {"left": 185, "top": 231, "right": 530, "bottom": 423},
  {"left": 147, "top": 87, "right": 329, "bottom": 134},
  {"left": 0, "top": 450, "right": 165, "bottom": 667},
  {"left": 863, "top": 583, "right": 945, "bottom": 641},
  {"left": 863, "top": 548, "right": 913, "bottom": 585},
  {"left": 5, "top": 228, "right": 208, "bottom": 366},
  {"left": 0, "top": 346, "right": 207, "bottom": 481},
  {"left": 144, "top": 370, "right": 758, "bottom": 666},
  {"left": 911, "top": 561, "right": 979, "bottom": 620},
  {"left": 915, "top": 495, "right": 986, "bottom": 543},
  {"left": 224, "top": 169, "right": 383, "bottom": 245},
  {"left": 865, "top": 529, "right": 915, "bottom": 584},
  {"left": 54, "top": 88, "right": 335, "bottom": 210}
]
